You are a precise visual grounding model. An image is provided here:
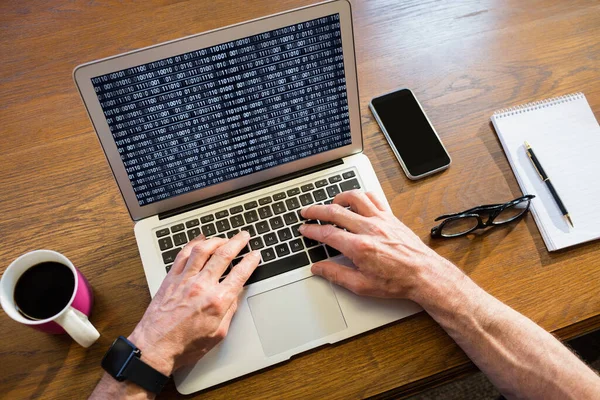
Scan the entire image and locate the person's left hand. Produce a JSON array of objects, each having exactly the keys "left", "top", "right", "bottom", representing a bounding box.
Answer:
[{"left": 127, "top": 232, "right": 260, "bottom": 376}]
